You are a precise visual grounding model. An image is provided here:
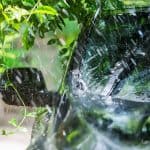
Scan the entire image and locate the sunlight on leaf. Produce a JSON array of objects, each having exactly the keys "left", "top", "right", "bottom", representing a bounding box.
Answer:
[
  {"left": 56, "top": 18, "right": 80, "bottom": 48},
  {"left": 4, "top": 6, "right": 29, "bottom": 21},
  {"left": 0, "top": 50, "right": 16, "bottom": 59},
  {"left": 8, "top": 118, "right": 18, "bottom": 127},
  {"left": 67, "top": 130, "right": 80, "bottom": 143},
  {"left": 0, "top": 3, "right": 3, "bottom": 10},
  {"left": 32, "top": 6, "right": 58, "bottom": 16},
  {"left": 22, "top": 26, "right": 35, "bottom": 50},
  {"left": 123, "top": 0, "right": 150, "bottom": 7}
]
